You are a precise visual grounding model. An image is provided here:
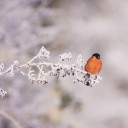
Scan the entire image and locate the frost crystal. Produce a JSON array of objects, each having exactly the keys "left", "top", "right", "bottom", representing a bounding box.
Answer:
[
  {"left": 0, "top": 46, "right": 102, "bottom": 97},
  {"left": 76, "top": 54, "right": 84, "bottom": 68},
  {"left": 38, "top": 46, "right": 50, "bottom": 59},
  {"left": 59, "top": 53, "right": 72, "bottom": 61},
  {"left": 0, "top": 88, "right": 7, "bottom": 98}
]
